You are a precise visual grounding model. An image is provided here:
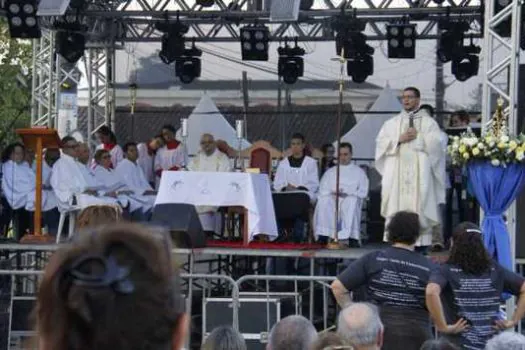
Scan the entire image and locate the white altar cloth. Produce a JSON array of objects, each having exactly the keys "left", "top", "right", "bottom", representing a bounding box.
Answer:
[{"left": 155, "top": 171, "right": 278, "bottom": 242}]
